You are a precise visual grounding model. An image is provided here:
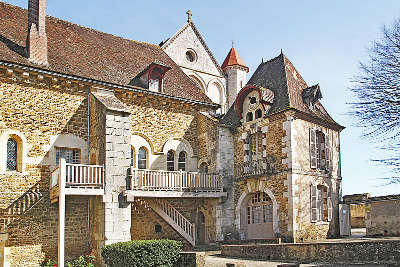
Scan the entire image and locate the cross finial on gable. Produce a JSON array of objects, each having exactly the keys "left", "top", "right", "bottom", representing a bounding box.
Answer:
[{"left": 186, "top": 10, "right": 193, "bottom": 22}]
